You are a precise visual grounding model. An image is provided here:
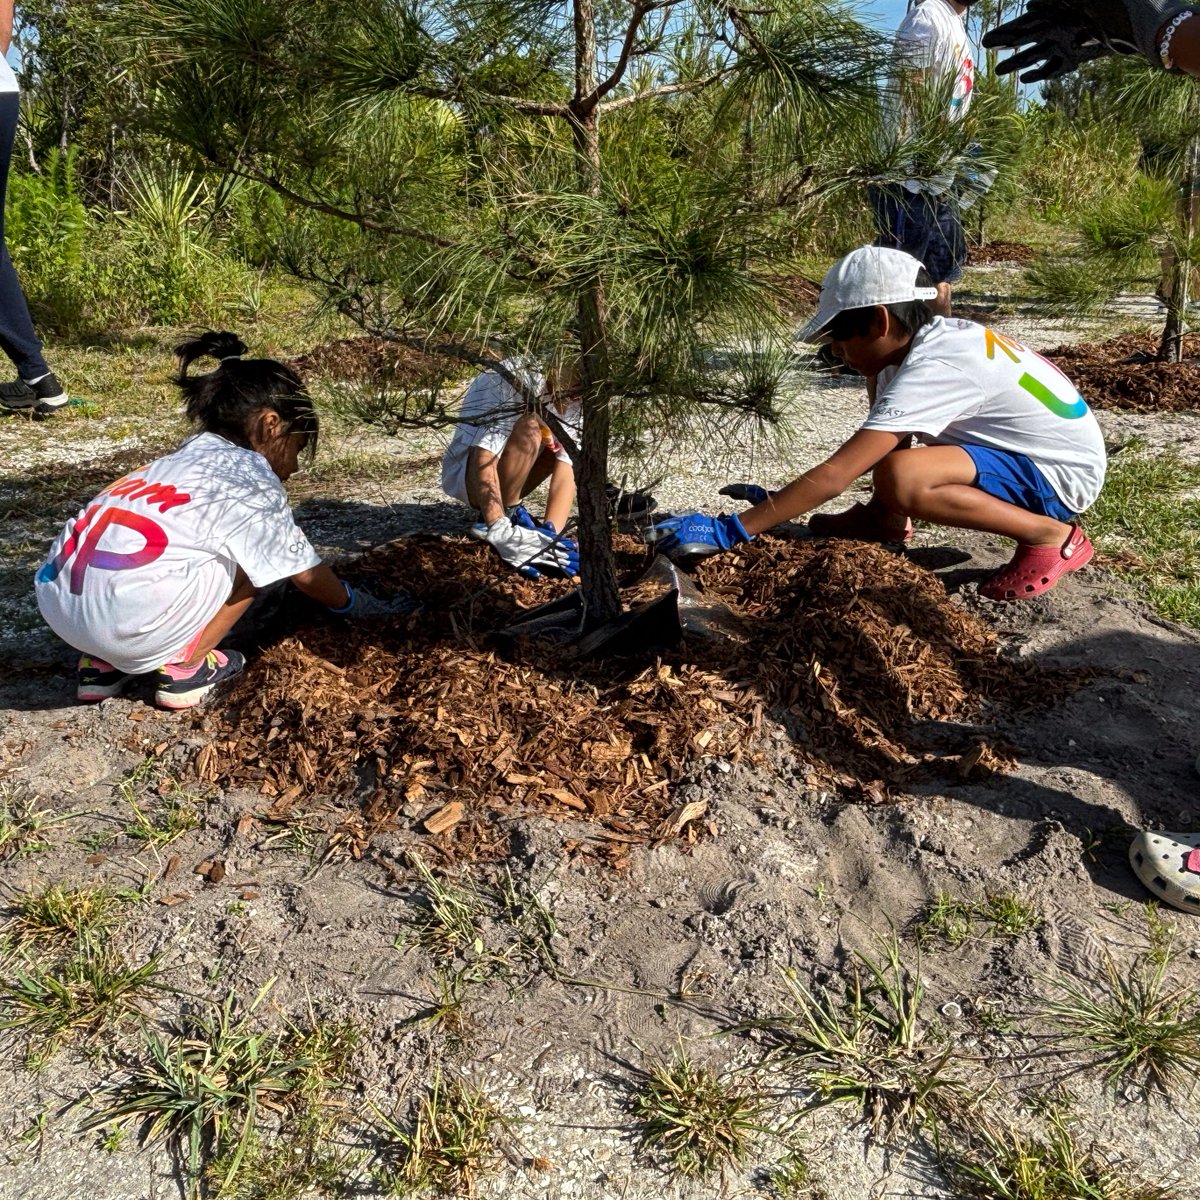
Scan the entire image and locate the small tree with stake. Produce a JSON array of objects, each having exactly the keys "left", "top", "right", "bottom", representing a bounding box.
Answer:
[
  {"left": 1029, "top": 58, "right": 1200, "bottom": 363},
  {"left": 115, "top": 0, "right": 980, "bottom": 628}
]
